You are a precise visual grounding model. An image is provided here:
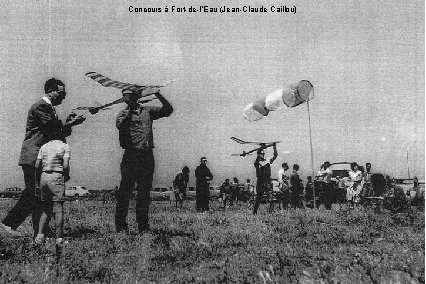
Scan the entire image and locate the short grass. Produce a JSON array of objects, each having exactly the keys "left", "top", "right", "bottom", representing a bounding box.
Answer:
[{"left": 0, "top": 199, "right": 424, "bottom": 283}]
